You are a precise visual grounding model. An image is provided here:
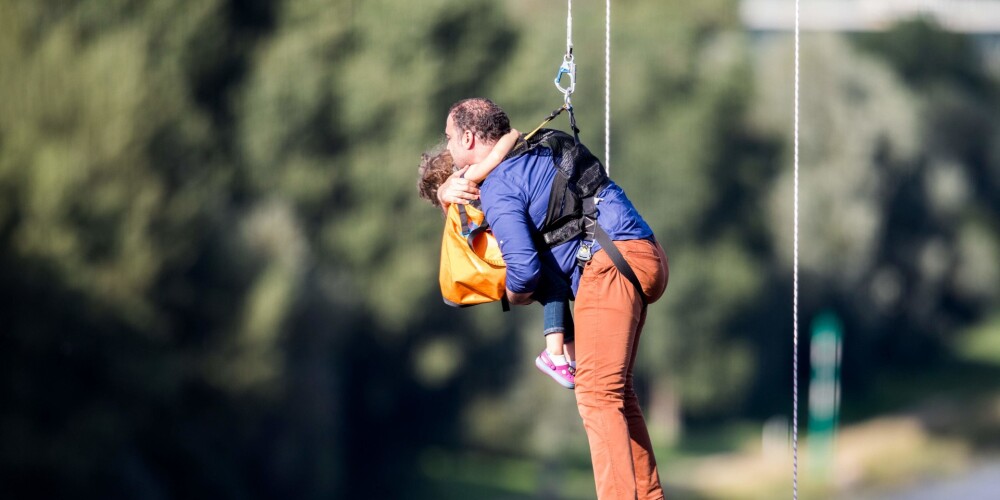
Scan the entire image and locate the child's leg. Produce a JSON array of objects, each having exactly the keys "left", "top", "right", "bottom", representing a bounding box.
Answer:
[
  {"left": 537, "top": 260, "right": 574, "bottom": 361},
  {"left": 545, "top": 332, "right": 565, "bottom": 356},
  {"left": 562, "top": 301, "right": 575, "bottom": 363},
  {"left": 538, "top": 300, "right": 575, "bottom": 389},
  {"left": 543, "top": 300, "right": 568, "bottom": 357},
  {"left": 543, "top": 300, "right": 576, "bottom": 366}
]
